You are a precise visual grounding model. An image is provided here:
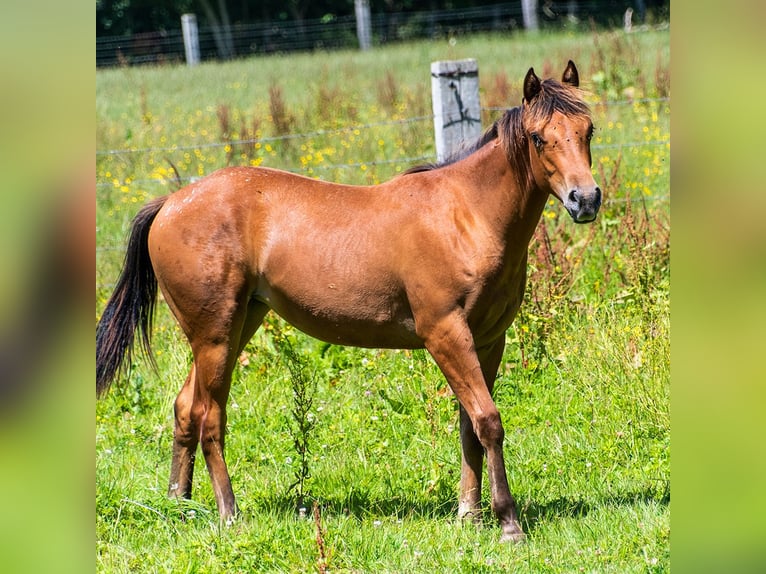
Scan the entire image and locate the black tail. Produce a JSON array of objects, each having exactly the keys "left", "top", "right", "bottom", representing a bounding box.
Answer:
[{"left": 96, "top": 196, "right": 167, "bottom": 397}]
